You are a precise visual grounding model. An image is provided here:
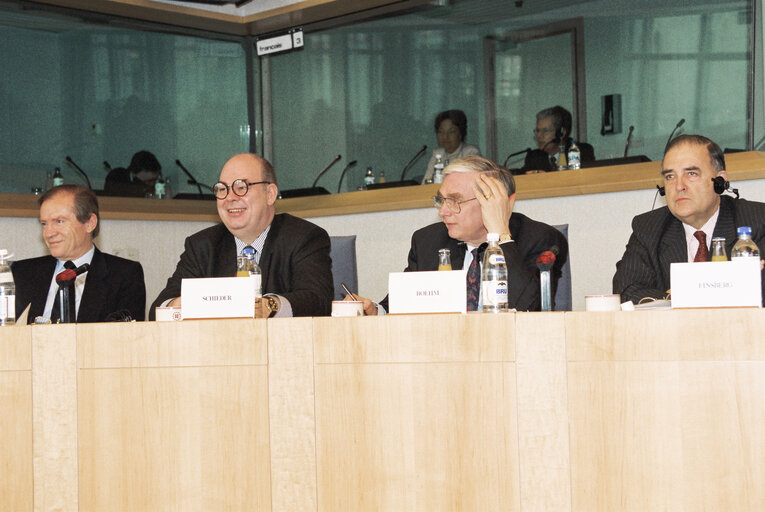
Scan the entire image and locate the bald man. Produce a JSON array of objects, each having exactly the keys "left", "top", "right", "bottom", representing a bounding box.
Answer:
[{"left": 150, "top": 153, "right": 333, "bottom": 318}]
